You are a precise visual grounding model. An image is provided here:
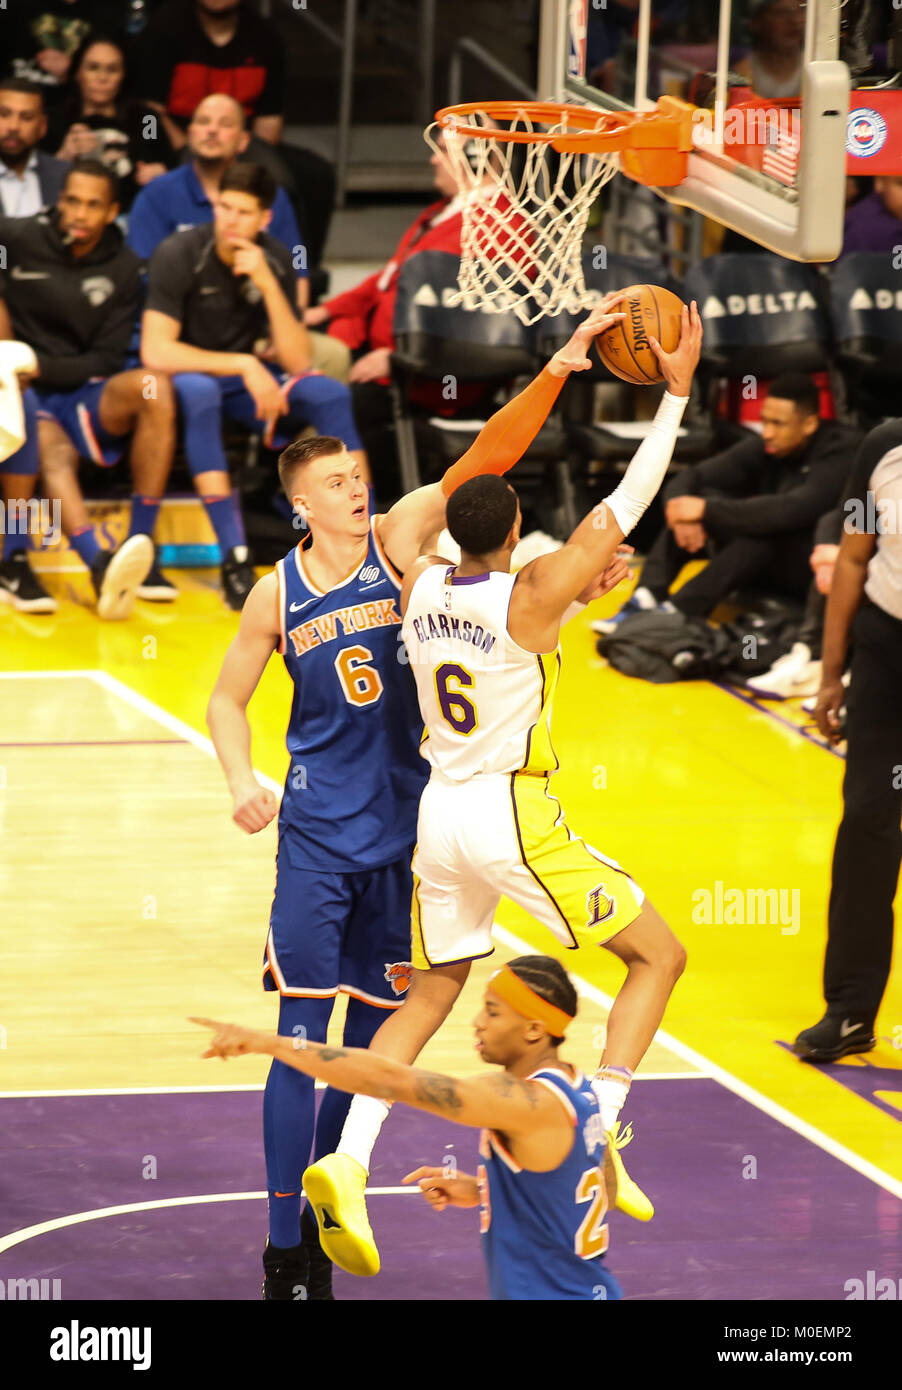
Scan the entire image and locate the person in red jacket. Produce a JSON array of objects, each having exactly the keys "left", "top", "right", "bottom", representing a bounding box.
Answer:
[{"left": 305, "top": 135, "right": 527, "bottom": 502}]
